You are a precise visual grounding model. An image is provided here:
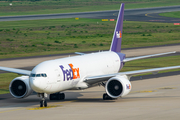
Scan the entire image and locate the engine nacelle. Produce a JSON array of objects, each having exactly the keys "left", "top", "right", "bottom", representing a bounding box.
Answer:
[
  {"left": 9, "top": 76, "right": 33, "bottom": 98},
  {"left": 105, "top": 75, "right": 132, "bottom": 98}
]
